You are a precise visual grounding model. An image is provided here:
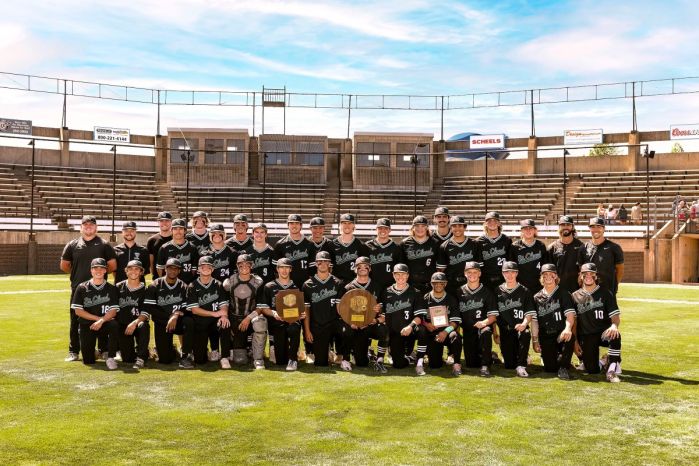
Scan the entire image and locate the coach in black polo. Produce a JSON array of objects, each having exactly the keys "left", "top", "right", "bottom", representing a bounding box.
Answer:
[
  {"left": 60, "top": 215, "right": 116, "bottom": 362},
  {"left": 114, "top": 221, "right": 149, "bottom": 284},
  {"left": 577, "top": 217, "right": 624, "bottom": 295}
]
